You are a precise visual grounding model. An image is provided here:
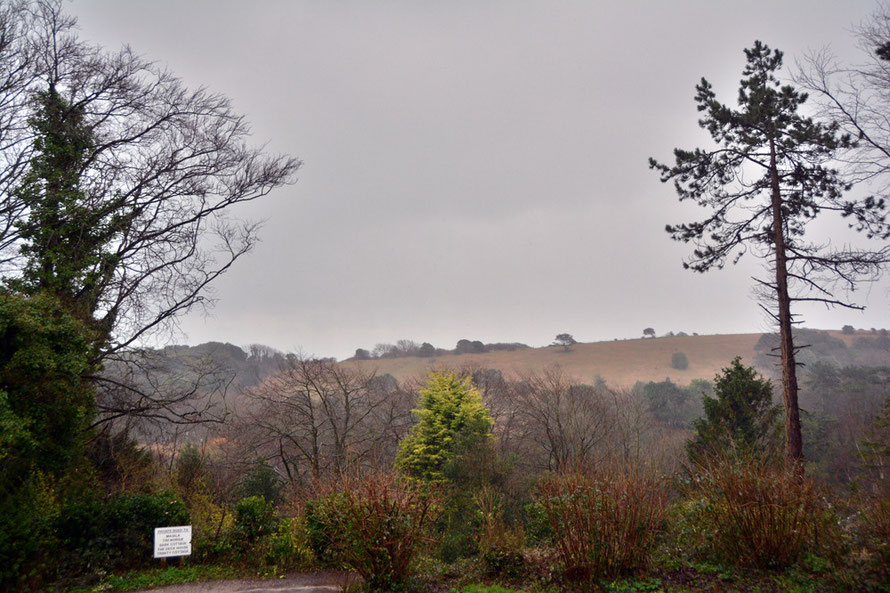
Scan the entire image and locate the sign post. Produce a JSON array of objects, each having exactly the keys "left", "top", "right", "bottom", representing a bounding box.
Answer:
[{"left": 154, "top": 525, "right": 192, "bottom": 568}]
